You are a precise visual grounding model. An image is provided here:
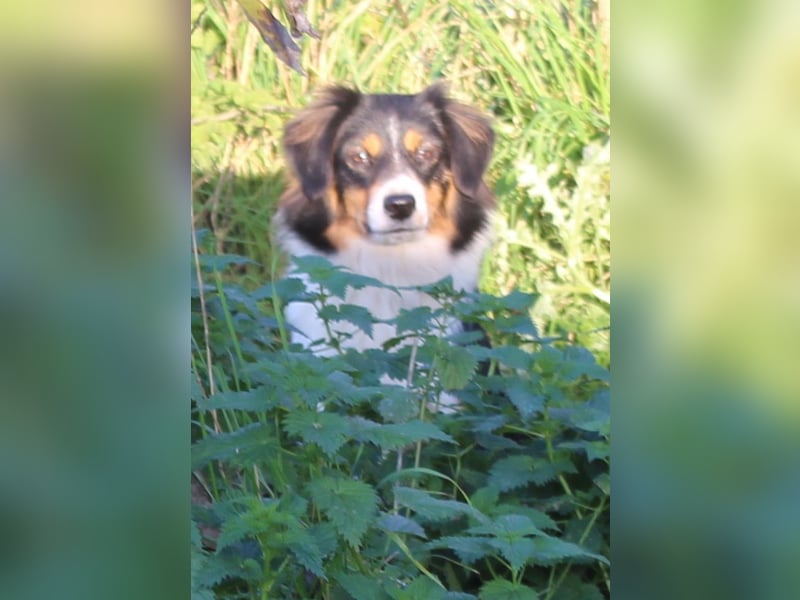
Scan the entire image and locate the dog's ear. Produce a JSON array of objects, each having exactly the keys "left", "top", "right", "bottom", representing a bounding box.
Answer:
[
  {"left": 419, "top": 82, "right": 494, "bottom": 197},
  {"left": 283, "top": 87, "right": 361, "bottom": 201}
]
